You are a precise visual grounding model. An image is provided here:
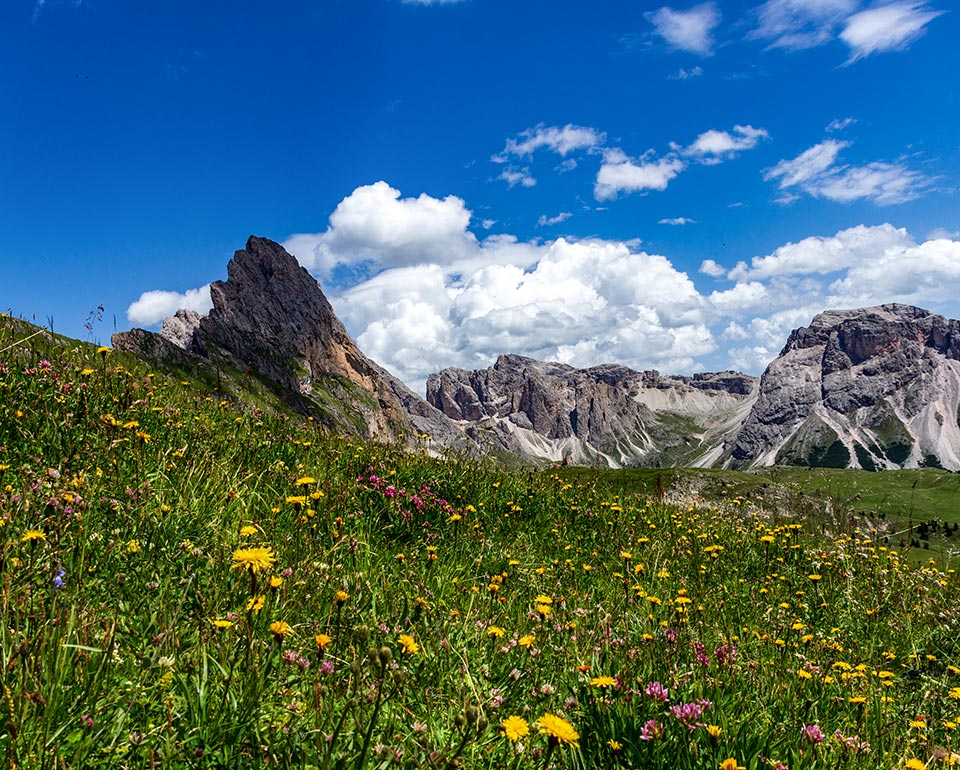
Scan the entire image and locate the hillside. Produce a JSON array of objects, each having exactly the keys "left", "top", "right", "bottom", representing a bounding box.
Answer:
[{"left": 2, "top": 313, "right": 960, "bottom": 769}]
